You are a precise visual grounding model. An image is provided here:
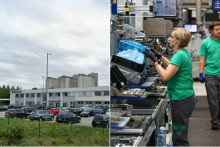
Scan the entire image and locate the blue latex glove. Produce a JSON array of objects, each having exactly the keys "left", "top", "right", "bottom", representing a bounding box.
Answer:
[{"left": 199, "top": 73, "right": 205, "bottom": 83}]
